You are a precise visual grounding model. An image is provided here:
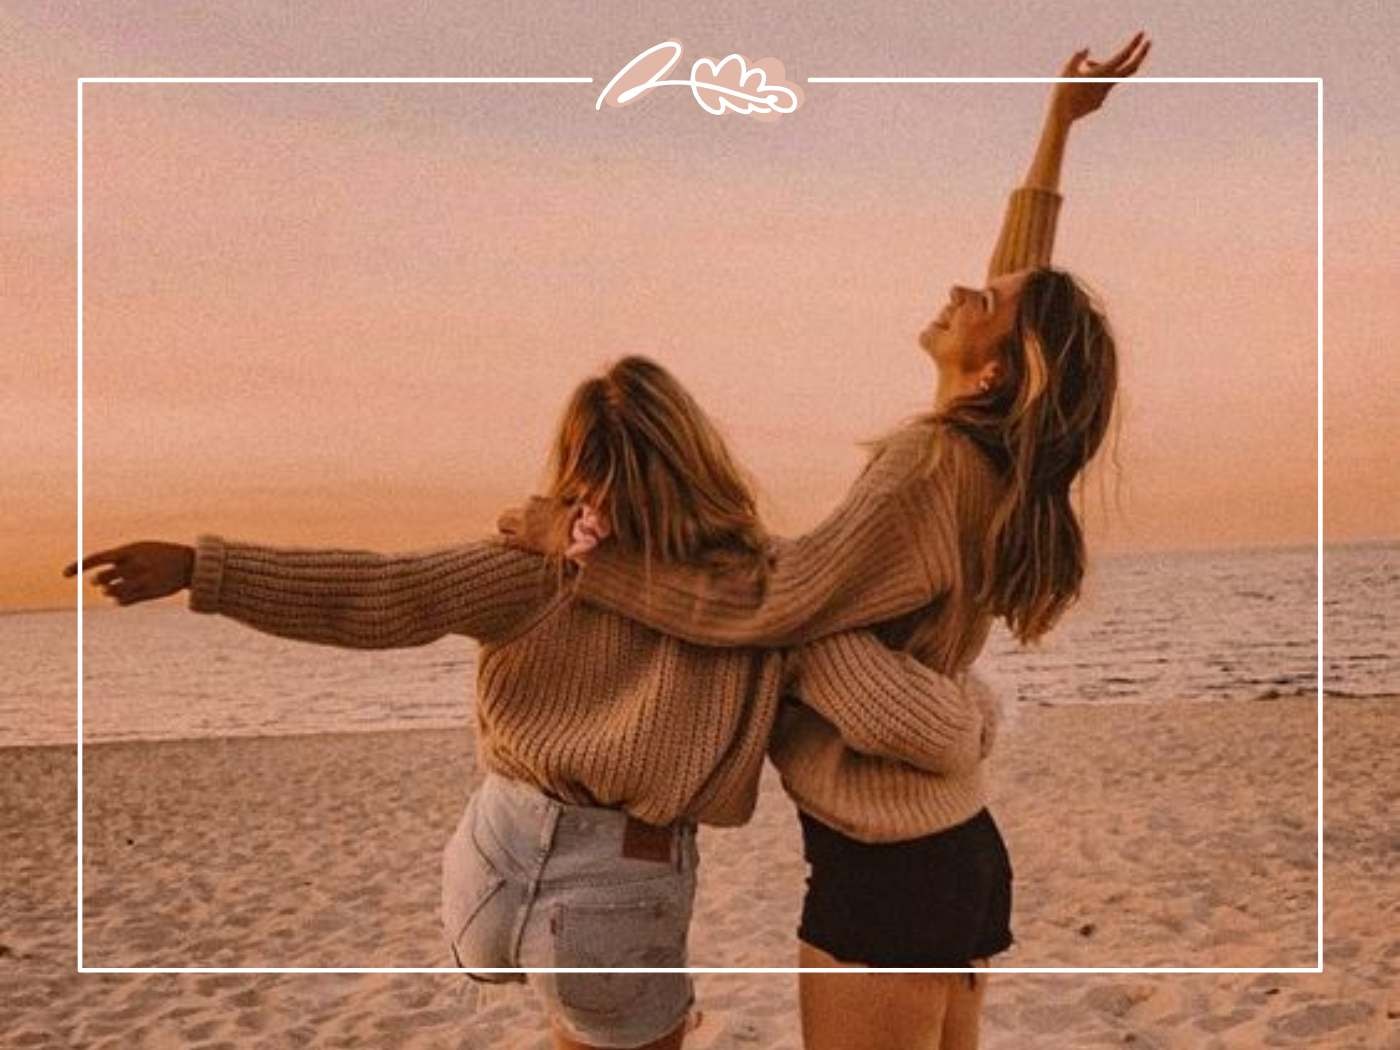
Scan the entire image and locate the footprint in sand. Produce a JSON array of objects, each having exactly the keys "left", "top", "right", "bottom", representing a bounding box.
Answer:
[
  {"left": 1195, "top": 1007, "right": 1255, "bottom": 1034},
  {"left": 1080, "top": 983, "right": 1155, "bottom": 1019},
  {"left": 1268, "top": 1001, "right": 1375, "bottom": 1040}
]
